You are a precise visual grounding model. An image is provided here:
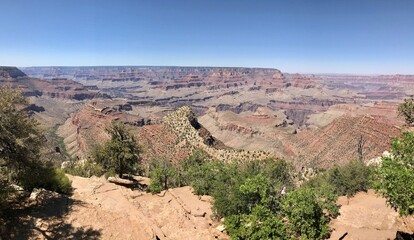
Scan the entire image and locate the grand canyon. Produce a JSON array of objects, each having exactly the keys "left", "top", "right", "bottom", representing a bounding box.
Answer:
[
  {"left": 1, "top": 65, "right": 413, "bottom": 239},
  {"left": 1, "top": 1, "right": 414, "bottom": 239}
]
